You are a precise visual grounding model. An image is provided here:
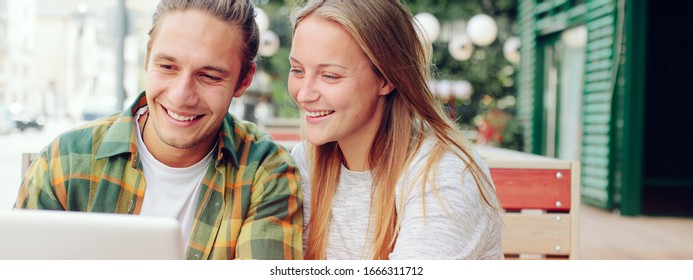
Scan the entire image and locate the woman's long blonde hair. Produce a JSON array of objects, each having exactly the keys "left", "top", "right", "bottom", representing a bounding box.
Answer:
[{"left": 291, "top": 0, "right": 500, "bottom": 260}]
